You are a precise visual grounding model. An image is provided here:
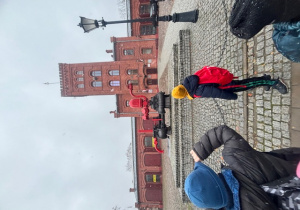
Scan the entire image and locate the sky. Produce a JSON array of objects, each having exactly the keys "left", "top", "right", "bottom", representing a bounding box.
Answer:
[{"left": 0, "top": 0, "right": 136, "bottom": 209}]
